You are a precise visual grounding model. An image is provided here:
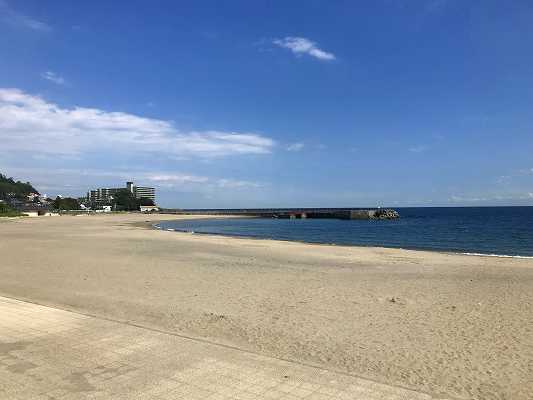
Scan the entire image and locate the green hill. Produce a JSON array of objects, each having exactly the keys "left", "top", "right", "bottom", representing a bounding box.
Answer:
[{"left": 0, "top": 173, "right": 39, "bottom": 201}]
